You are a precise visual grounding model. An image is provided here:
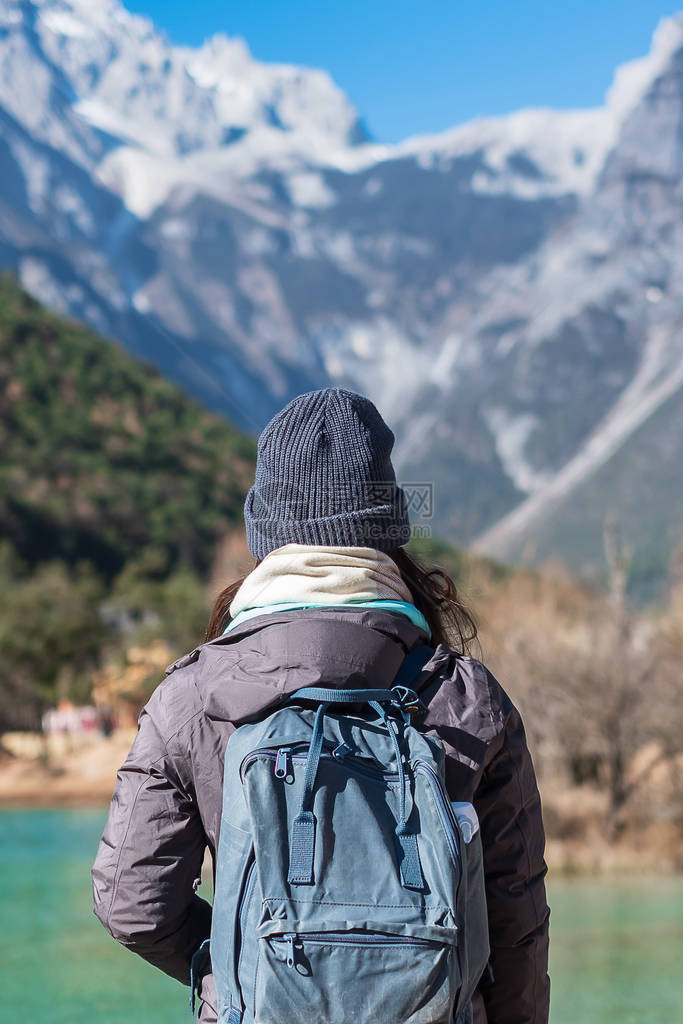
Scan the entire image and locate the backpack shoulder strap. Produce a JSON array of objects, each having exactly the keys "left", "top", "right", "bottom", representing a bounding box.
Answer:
[{"left": 392, "top": 644, "right": 434, "bottom": 688}]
